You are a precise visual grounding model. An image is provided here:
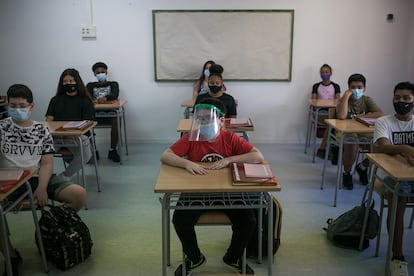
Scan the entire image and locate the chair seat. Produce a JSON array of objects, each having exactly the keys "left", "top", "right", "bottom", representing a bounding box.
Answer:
[{"left": 197, "top": 211, "right": 231, "bottom": 225}]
